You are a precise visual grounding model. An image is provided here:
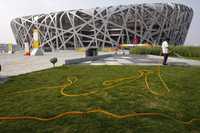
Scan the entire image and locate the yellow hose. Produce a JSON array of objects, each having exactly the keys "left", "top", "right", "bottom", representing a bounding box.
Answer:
[
  {"left": 0, "top": 108, "right": 199, "bottom": 125},
  {"left": 0, "top": 48, "right": 199, "bottom": 127},
  {"left": 60, "top": 69, "right": 169, "bottom": 97}
]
